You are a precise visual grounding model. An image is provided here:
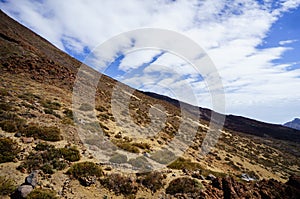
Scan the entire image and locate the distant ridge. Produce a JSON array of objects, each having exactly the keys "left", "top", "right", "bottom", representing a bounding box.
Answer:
[{"left": 284, "top": 118, "right": 300, "bottom": 130}]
